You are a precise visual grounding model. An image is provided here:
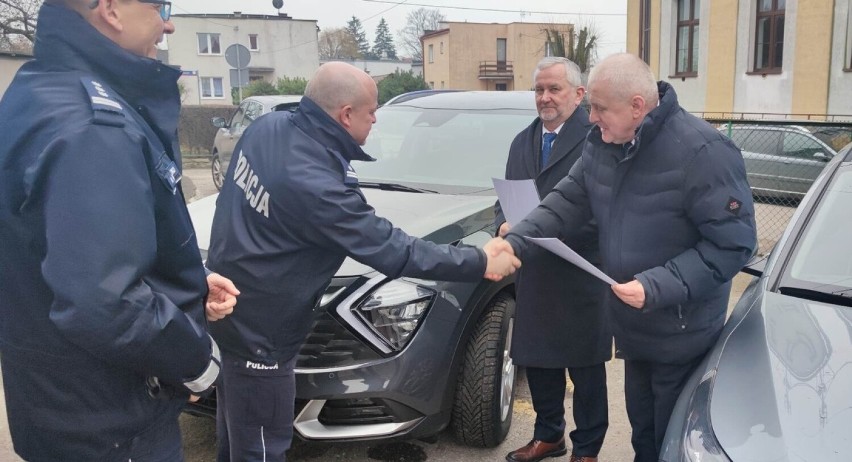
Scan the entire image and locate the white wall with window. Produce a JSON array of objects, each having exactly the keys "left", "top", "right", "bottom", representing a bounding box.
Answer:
[
  {"left": 660, "top": 0, "right": 709, "bottom": 112},
  {"left": 168, "top": 14, "right": 319, "bottom": 105},
  {"left": 734, "top": 0, "right": 794, "bottom": 114}
]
